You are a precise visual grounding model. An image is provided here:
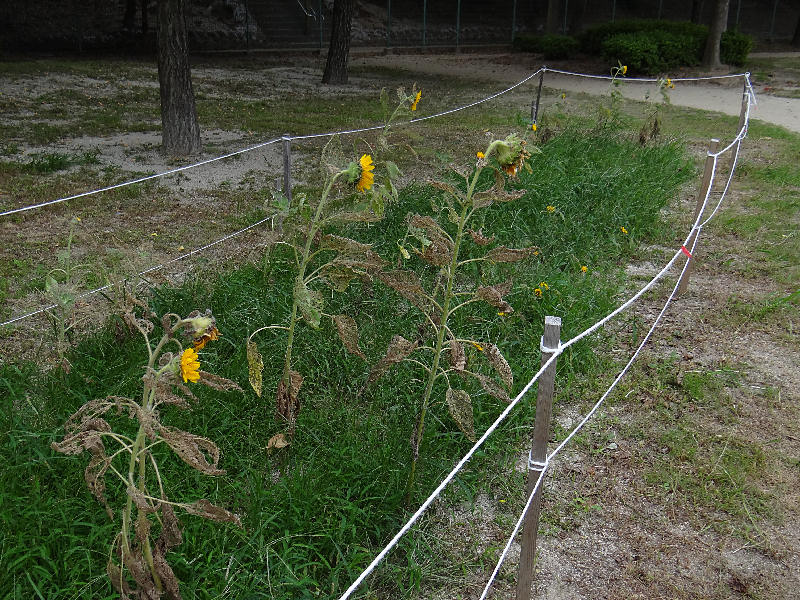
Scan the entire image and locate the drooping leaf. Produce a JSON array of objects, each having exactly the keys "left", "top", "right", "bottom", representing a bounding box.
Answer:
[
  {"left": 476, "top": 374, "right": 511, "bottom": 403},
  {"left": 184, "top": 499, "right": 242, "bottom": 526},
  {"left": 468, "top": 229, "right": 496, "bottom": 246},
  {"left": 446, "top": 388, "right": 476, "bottom": 441},
  {"left": 368, "top": 335, "right": 419, "bottom": 384},
  {"left": 408, "top": 214, "right": 454, "bottom": 266},
  {"left": 198, "top": 371, "right": 242, "bottom": 392},
  {"left": 159, "top": 426, "right": 226, "bottom": 476},
  {"left": 475, "top": 280, "right": 514, "bottom": 313},
  {"left": 484, "top": 245, "right": 539, "bottom": 263},
  {"left": 485, "top": 343, "right": 513, "bottom": 389},
  {"left": 276, "top": 370, "right": 303, "bottom": 425},
  {"left": 378, "top": 270, "right": 430, "bottom": 311},
  {"left": 333, "top": 314, "right": 366, "bottom": 359},
  {"left": 294, "top": 277, "right": 323, "bottom": 329},
  {"left": 247, "top": 340, "right": 264, "bottom": 397},
  {"left": 319, "top": 234, "right": 374, "bottom": 257},
  {"left": 447, "top": 333, "right": 466, "bottom": 372},
  {"left": 385, "top": 160, "right": 402, "bottom": 180}
]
